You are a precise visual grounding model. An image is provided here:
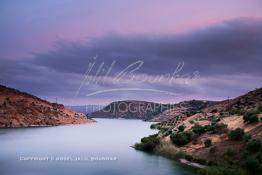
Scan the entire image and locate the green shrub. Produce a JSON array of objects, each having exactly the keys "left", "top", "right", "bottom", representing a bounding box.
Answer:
[
  {"left": 229, "top": 128, "right": 245, "bottom": 140},
  {"left": 170, "top": 131, "right": 192, "bottom": 146},
  {"left": 178, "top": 124, "right": 185, "bottom": 132},
  {"left": 243, "top": 112, "right": 259, "bottom": 123},
  {"left": 211, "top": 117, "right": 220, "bottom": 125},
  {"left": 246, "top": 139, "right": 262, "bottom": 153},
  {"left": 160, "top": 127, "right": 168, "bottom": 132},
  {"left": 162, "top": 129, "right": 172, "bottom": 136},
  {"left": 150, "top": 123, "right": 160, "bottom": 129},
  {"left": 209, "top": 123, "right": 228, "bottom": 134},
  {"left": 192, "top": 124, "right": 207, "bottom": 135},
  {"left": 204, "top": 139, "right": 212, "bottom": 147},
  {"left": 135, "top": 134, "right": 160, "bottom": 152}
]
